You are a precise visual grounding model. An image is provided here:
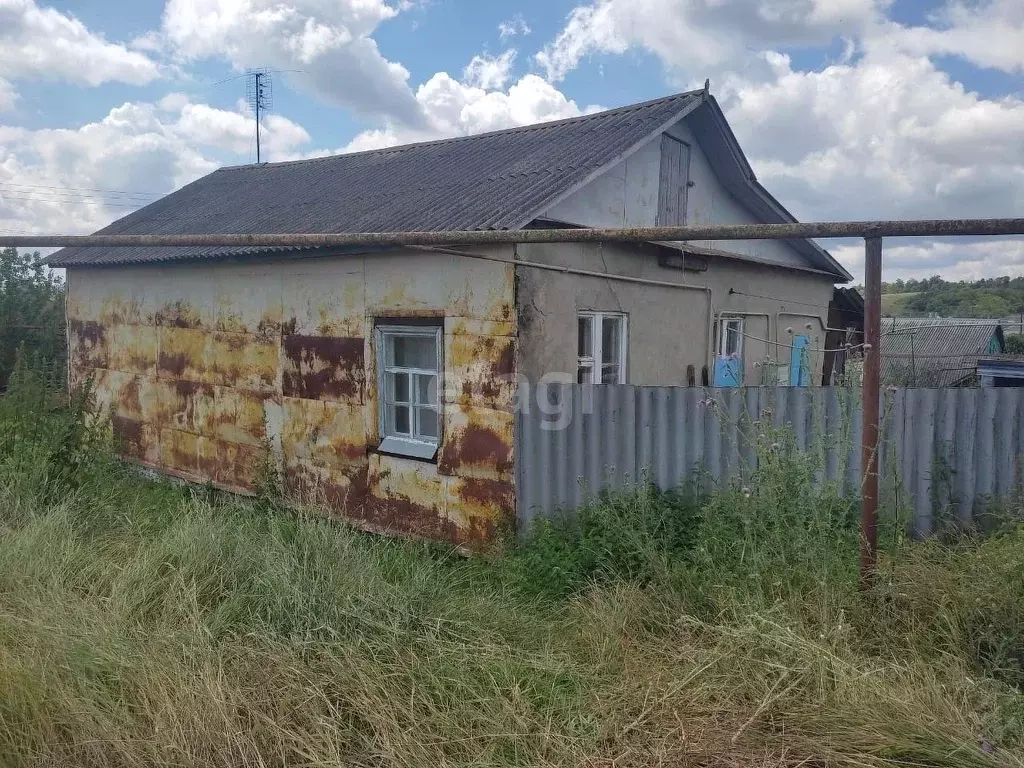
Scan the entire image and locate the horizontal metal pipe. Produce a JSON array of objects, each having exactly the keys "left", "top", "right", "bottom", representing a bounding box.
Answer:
[
  {"left": 8, "top": 218, "right": 1024, "bottom": 250},
  {"left": 413, "top": 244, "right": 713, "bottom": 291}
]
